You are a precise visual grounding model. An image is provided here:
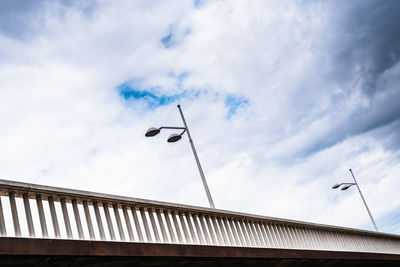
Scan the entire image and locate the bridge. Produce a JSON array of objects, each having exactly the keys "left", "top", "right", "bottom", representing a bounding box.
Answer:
[{"left": 0, "top": 179, "right": 399, "bottom": 266}]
